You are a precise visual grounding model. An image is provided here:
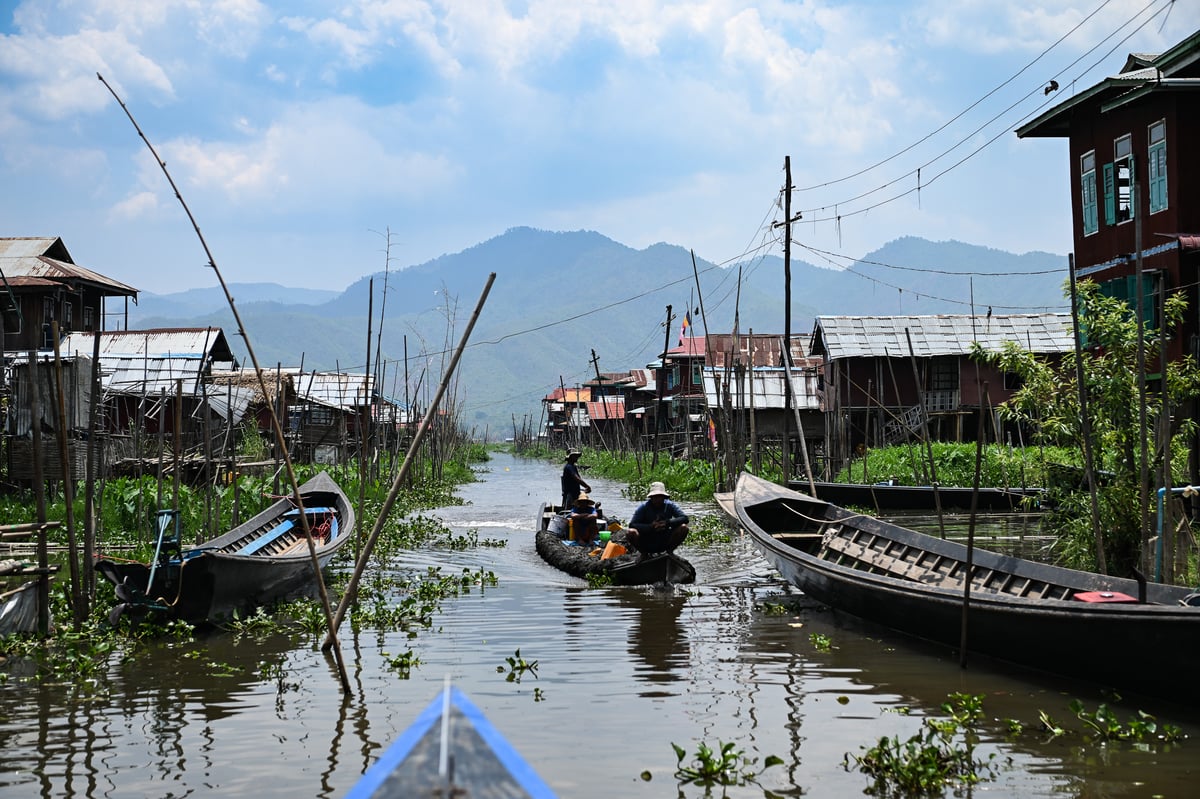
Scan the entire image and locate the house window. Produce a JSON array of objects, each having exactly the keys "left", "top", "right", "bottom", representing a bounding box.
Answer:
[
  {"left": 84, "top": 307, "right": 94, "bottom": 331},
  {"left": 667, "top": 366, "right": 678, "bottom": 390},
  {"left": 691, "top": 361, "right": 702, "bottom": 386},
  {"left": 928, "top": 357, "right": 958, "bottom": 391},
  {"left": 1113, "top": 134, "right": 1134, "bottom": 224},
  {"left": 1148, "top": 120, "right": 1167, "bottom": 214},
  {"left": 63, "top": 301, "right": 73, "bottom": 331},
  {"left": 1080, "top": 151, "right": 1098, "bottom": 236},
  {"left": 42, "top": 297, "right": 54, "bottom": 323}
]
